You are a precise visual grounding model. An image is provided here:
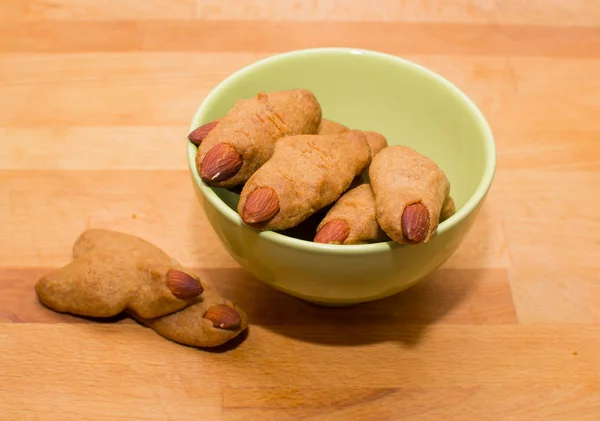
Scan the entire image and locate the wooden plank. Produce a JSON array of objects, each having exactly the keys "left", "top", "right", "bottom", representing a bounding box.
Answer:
[
  {"left": 493, "top": 170, "right": 600, "bottom": 323},
  {"left": 0, "top": 52, "right": 264, "bottom": 89},
  {"left": 444, "top": 191, "right": 509, "bottom": 270},
  {"left": 0, "top": 170, "right": 507, "bottom": 269},
  {"left": 221, "top": 385, "right": 600, "bottom": 421},
  {"left": 0, "top": 324, "right": 222, "bottom": 421},
  {"left": 0, "top": 170, "right": 236, "bottom": 268},
  {"left": 499, "top": 169, "right": 600, "bottom": 322},
  {"left": 510, "top": 266, "right": 600, "bottom": 324},
  {"left": 3, "top": 321, "right": 597, "bottom": 420},
  {"left": 2, "top": 167, "right": 597, "bottom": 298},
  {"left": 2, "top": 53, "right": 600, "bottom": 136},
  {"left": 497, "top": 130, "right": 600, "bottom": 171},
  {"left": 1, "top": 21, "right": 599, "bottom": 57},
  {"left": 494, "top": 171, "right": 600, "bottom": 270},
  {"left": 4, "top": 126, "right": 598, "bottom": 172},
  {"left": 0, "top": 324, "right": 598, "bottom": 391},
  {"left": 194, "top": 0, "right": 600, "bottom": 27},
  {"left": 2, "top": 0, "right": 599, "bottom": 27},
  {"left": 0, "top": 267, "right": 516, "bottom": 325},
  {"left": 0, "top": 0, "right": 196, "bottom": 21},
  {"left": 0, "top": 52, "right": 266, "bottom": 128},
  {"left": 1, "top": 126, "right": 190, "bottom": 170}
]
